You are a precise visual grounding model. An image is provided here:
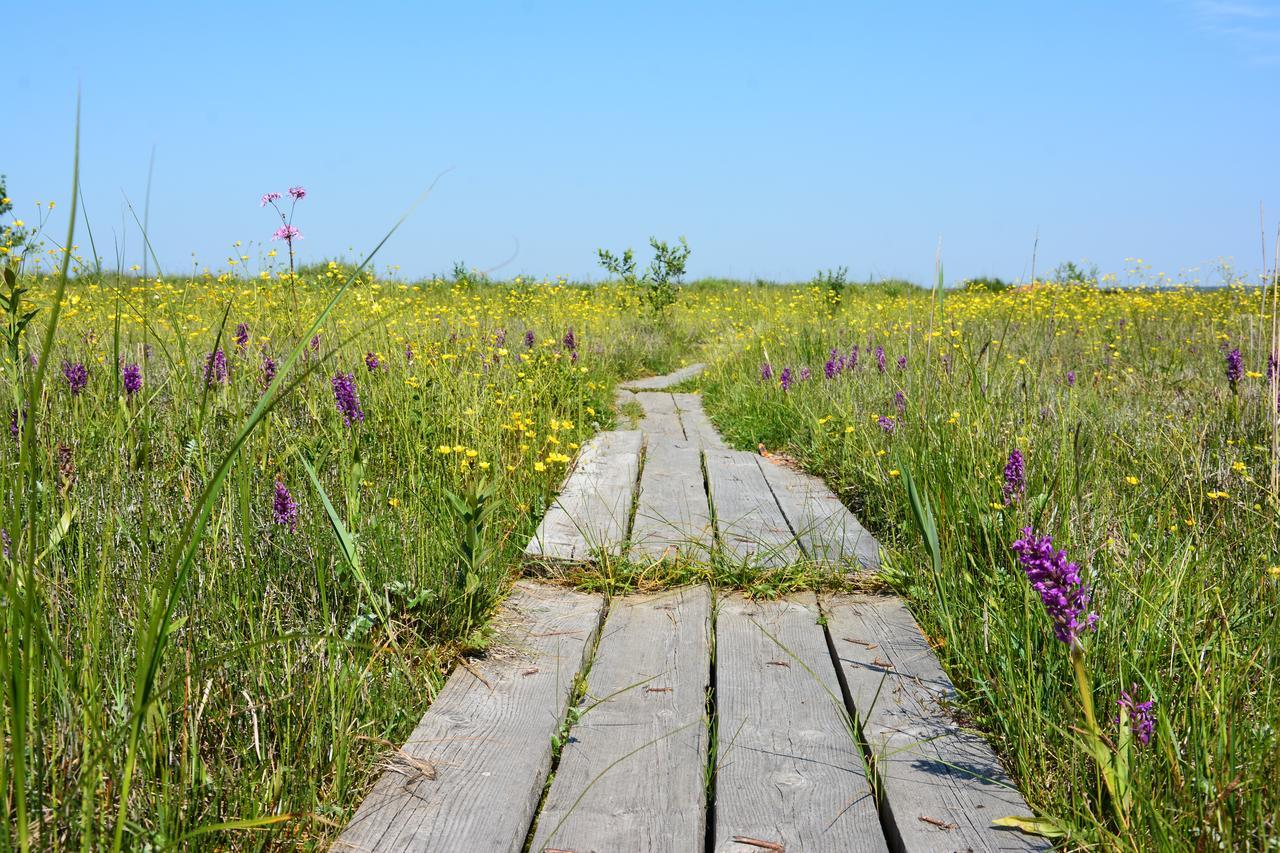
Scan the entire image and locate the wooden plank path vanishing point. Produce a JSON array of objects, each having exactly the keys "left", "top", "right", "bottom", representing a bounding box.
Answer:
[
  {"left": 537, "top": 363, "right": 879, "bottom": 571},
  {"left": 337, "top": 364, "right": 1048, "bottom": 852}
]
